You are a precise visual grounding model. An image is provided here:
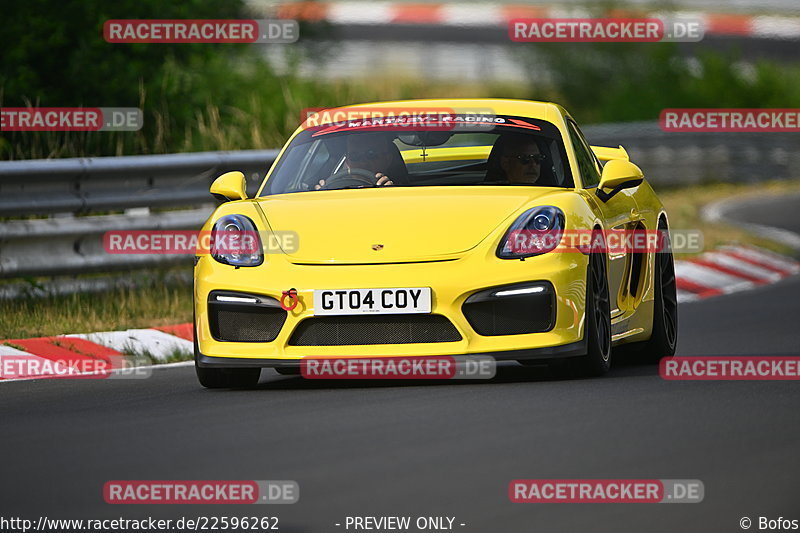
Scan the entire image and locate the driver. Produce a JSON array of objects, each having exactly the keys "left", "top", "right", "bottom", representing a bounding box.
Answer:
[
  {"left": 497, "top": 135, "right": 545, "bottom": 184},
  {"left": 316, "top": 134, "right": 395, "bottom": 189}
]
